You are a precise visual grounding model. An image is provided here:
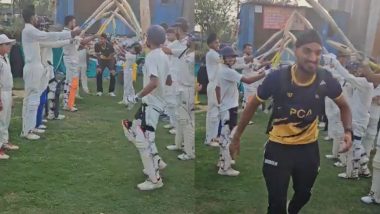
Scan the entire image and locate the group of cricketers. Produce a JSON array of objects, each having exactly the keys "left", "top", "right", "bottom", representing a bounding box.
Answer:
[
  {"left": 203, "top": 29, "right": 380, "bottom": 213},
  {"left": 122, "top": 17, "right": 196, "bottom": 191},
  {"left": 0, "top": 3, "right": 379, "bottom": 213}
]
